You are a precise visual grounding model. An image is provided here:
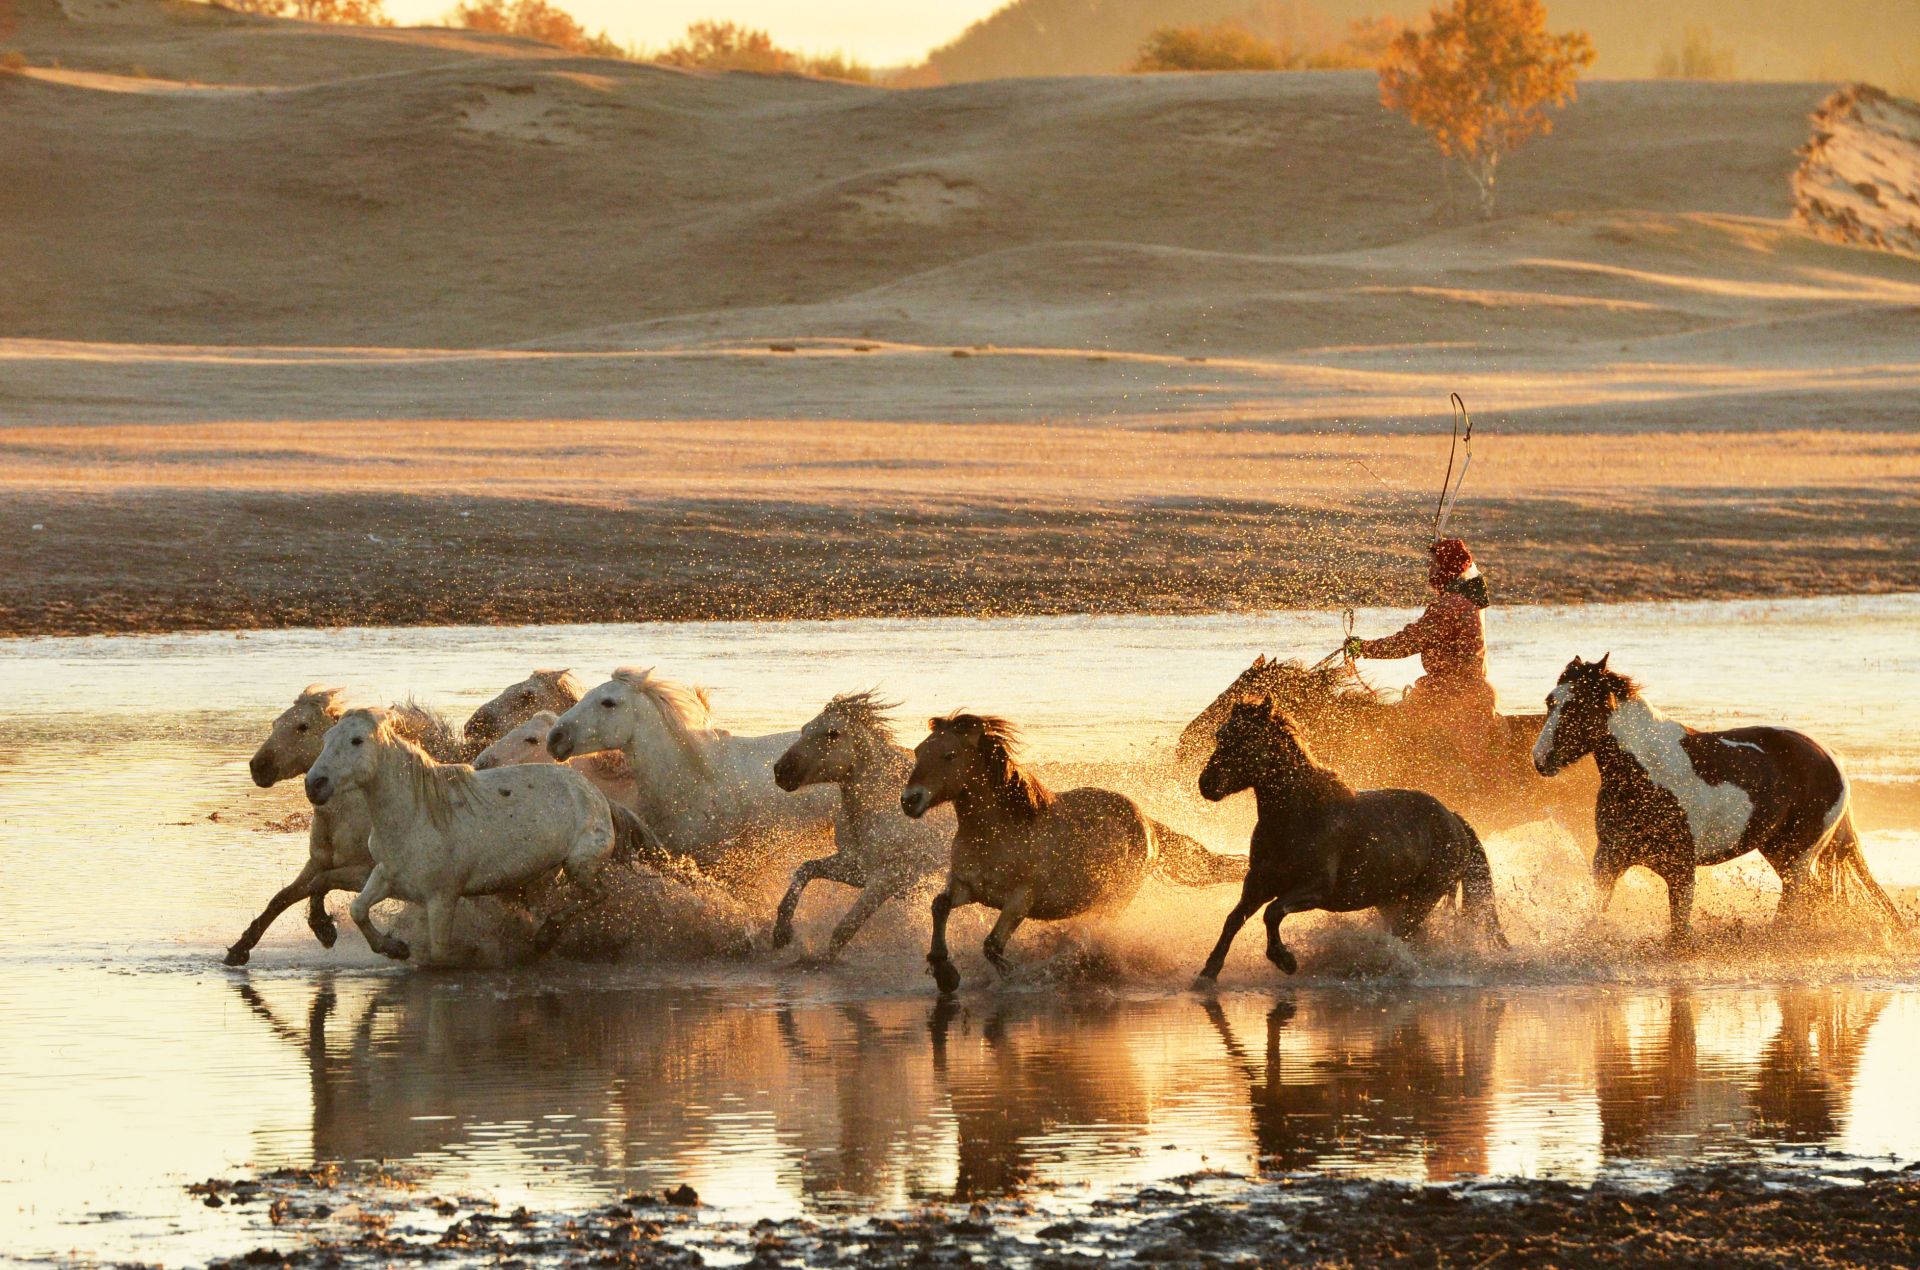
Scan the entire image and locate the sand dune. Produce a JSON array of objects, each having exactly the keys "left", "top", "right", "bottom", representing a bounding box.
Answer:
[{"left": 2, "top": 1, "right": 1917, "bottom": 634}]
